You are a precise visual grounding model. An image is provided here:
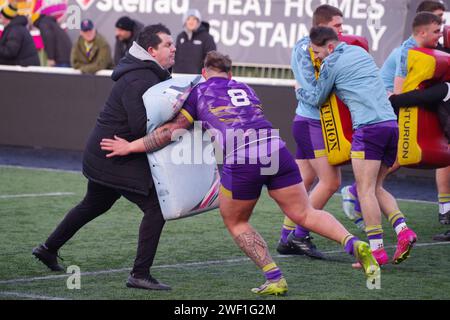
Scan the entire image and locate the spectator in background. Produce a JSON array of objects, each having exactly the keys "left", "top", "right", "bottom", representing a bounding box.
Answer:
[
  {"left": 114, "top": 16, "right": 143, "bottom": 65},
  {"left": 31, "top": 13, "right": 72, "bottom": 67},
  {"left": 0, "top": 3, "right": 40, "bottom": 66},
  {"left": 173, "top": 9, "right": 216, "bottom": 74},
  {"left": 71, "top": 19, "right": 113, "bottom": 74}
]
